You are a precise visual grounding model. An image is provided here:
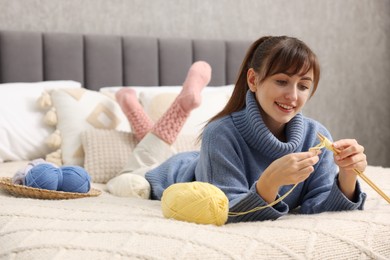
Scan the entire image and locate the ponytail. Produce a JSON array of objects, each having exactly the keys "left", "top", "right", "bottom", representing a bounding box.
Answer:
[{"left": 208, "top": 36, "right": 273, "bottom": 122}]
